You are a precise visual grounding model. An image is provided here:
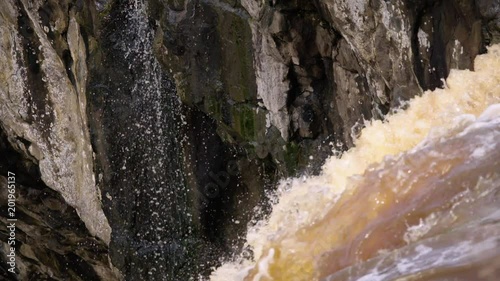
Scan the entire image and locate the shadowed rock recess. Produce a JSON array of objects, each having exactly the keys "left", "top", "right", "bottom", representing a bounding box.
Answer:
[{"left": 0, "top": 0, "right": 498, "bottom": 280}]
